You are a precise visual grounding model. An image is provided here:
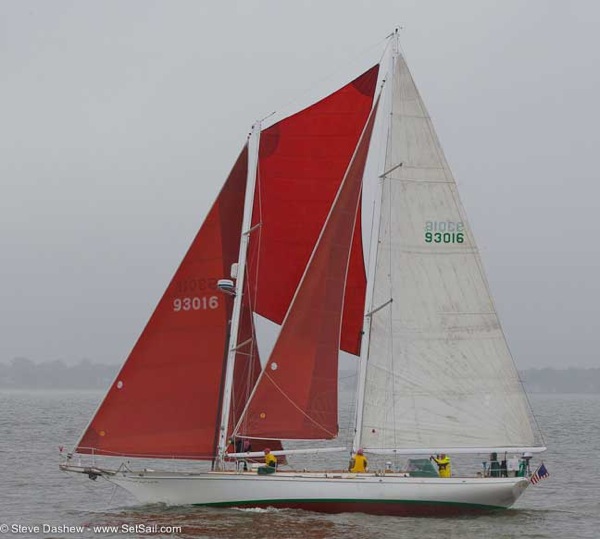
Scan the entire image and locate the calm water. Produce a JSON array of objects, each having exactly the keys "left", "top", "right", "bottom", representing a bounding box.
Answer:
[{"left": 0, "top": 390, "right": 598, "bottom": 538}]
